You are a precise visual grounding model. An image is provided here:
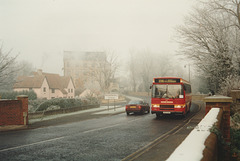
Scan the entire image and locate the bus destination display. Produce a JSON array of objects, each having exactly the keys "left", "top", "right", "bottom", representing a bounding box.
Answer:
[{"left": 154, "top": 79, "right": 180, "bottom": 83}]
